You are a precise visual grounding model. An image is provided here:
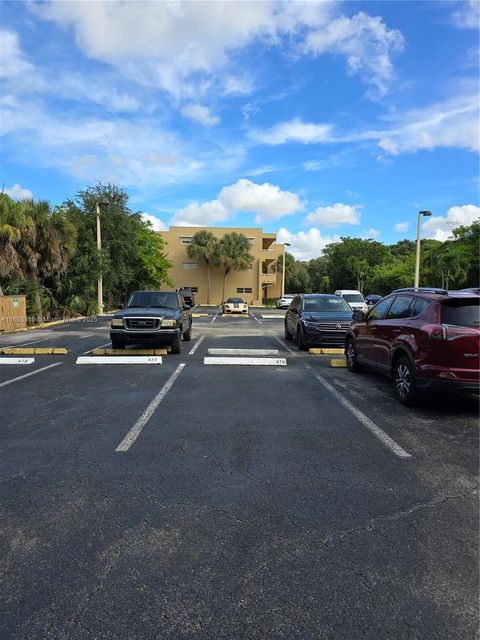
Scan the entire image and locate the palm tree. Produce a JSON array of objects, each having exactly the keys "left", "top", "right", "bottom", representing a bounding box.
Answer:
[
  {"left": 0, "top": 193, "right": 34, "bottom": 279},
  {"left": 187, "top": 230, "right": 218, "bottom": 304},
  {"left": 216, "top": 232, "right": 253, "bottom": 302},
  {"left": 18, "top": 199, "right": 77, "bottom": 322}
]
